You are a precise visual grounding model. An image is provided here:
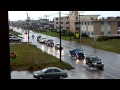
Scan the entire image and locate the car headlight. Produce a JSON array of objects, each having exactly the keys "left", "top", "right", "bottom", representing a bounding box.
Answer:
[
  {"left": 93, "top": 63, "right": 97, "bottom": 65},
  {"left": 102, "top": 63, "right": 104, "bottom": 64},
  {"left": 34, "top": 73, "right": 38, "bottom": 76}
]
